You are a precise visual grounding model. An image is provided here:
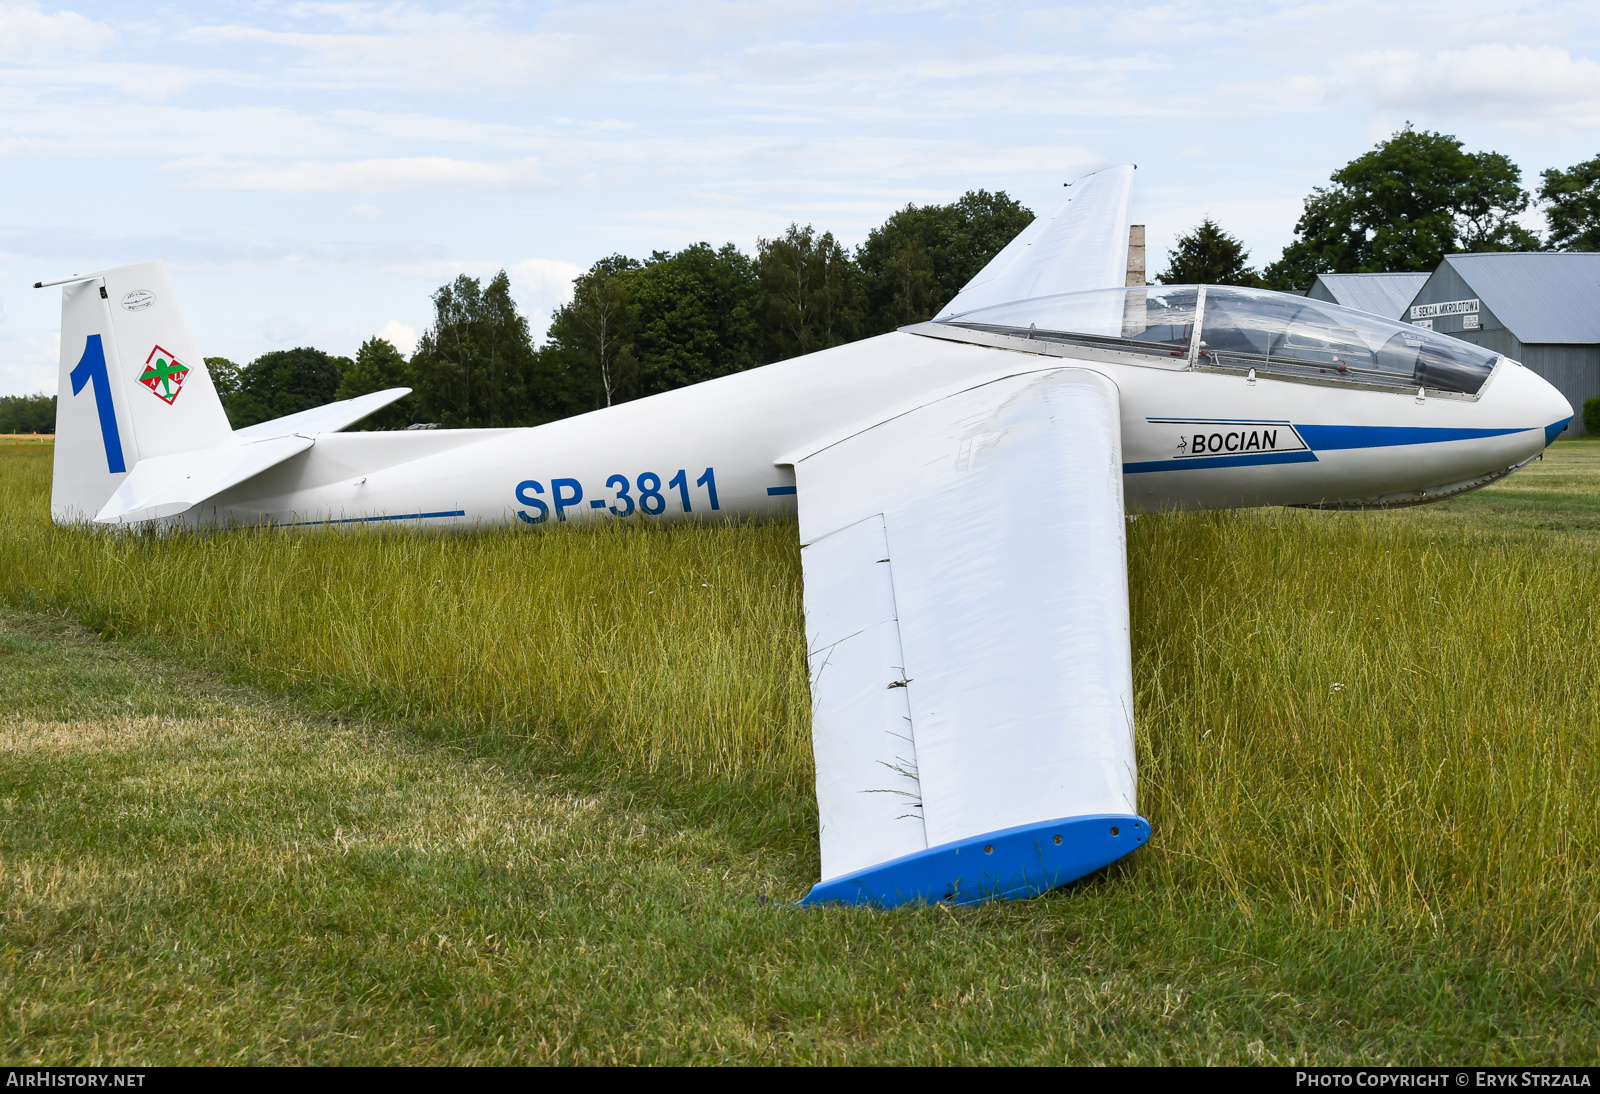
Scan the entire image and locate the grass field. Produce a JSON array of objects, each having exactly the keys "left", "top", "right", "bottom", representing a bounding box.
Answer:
[{"left": 2, "top": 436, "right": 1598, "bottom": 1064}]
